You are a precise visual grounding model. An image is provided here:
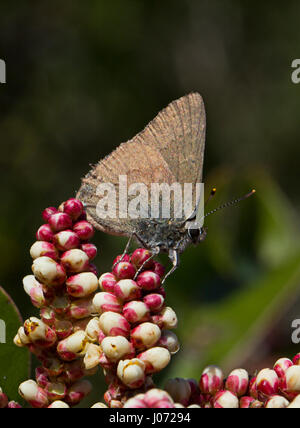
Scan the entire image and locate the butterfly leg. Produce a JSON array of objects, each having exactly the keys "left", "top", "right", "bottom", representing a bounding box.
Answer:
[
  {"left": 133, "top": 246, "right": 160, "bottom": 280},
  {"left": 112, "top": 234, "right": 134, "bottom": 269},
  {"left": 162, "top": 250, "right": 180, "bottom": 284}
]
